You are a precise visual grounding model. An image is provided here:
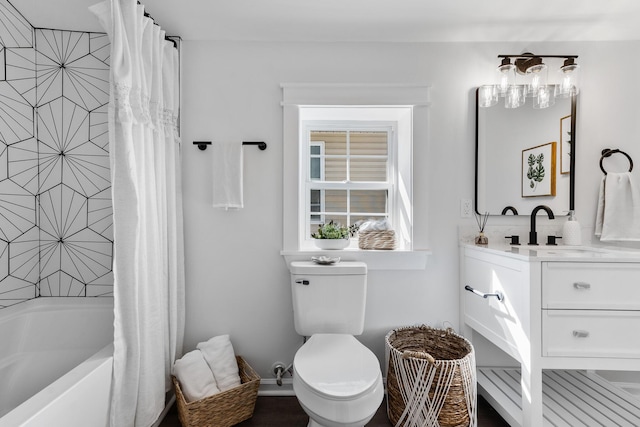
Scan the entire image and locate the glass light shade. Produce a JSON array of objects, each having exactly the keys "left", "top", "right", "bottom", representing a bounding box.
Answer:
[
  {"left": 504, "top": 85, "right": 525, "bottom": 109},
  {"left": 522, "top": 72, "right": 536, "bottom": 98},
  {"left": 478, "top": 85, "right": 498, "bottom": 108},
  {"left": 496, "top": 63, "right": 515, "bottom": 96},
  {"left": 558, "top": 63, "right": 580, "bottom": 97},
  {"left": 525, "top": 63, "right": 547, "bottom": 97},
  {"left": 533, "top": 85, "right": 556, "bottom": 109}
]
